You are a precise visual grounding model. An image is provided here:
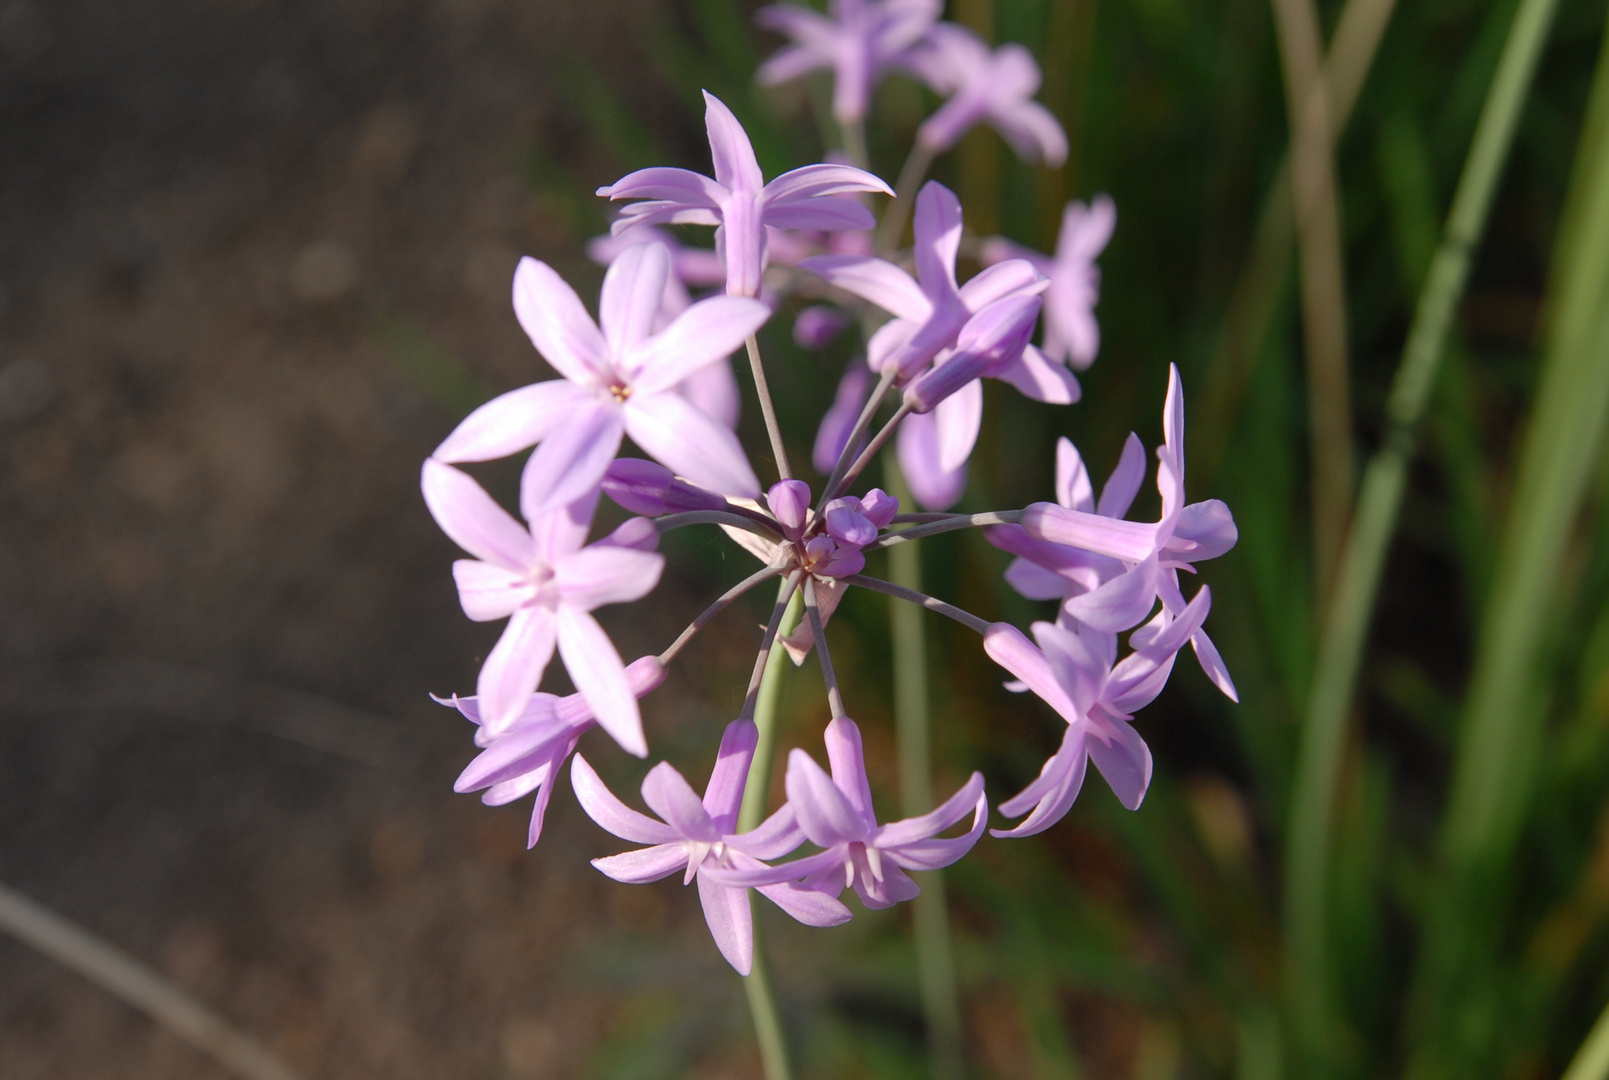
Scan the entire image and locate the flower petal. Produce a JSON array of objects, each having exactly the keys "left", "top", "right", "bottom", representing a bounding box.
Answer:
[
  {"left": 518, "top": 402, "right": 626, "bottom": 520},
  {"left": 754, "top": 877, "right": 853, "bottom": 927},
  {"left": 703, "top": 719, "right": 759, "bottom": 830},
  {"left": 476, "top": 606, "right": 558, "bottom": 733},
  {"left": 703, "top": 91, "right": 763, "bottom": 194},
  {"left": 1061, "top": 557, "right": 1159, "bottom": 633},
  {"left": 1172, "top": 499, "right": 1238, "bottom": 561},
  {"left": 1191, "top": 627, "right": 1239, "bottom": 702},
  {"left": 762, "top": 198, "right": 878, "bottom": 231},
  {"left": 452, "top": 559, "right": 528, "bottom": 622},
  {"left": 823, "top": 717, "right": 877, "bottom": 828},
  {"left": 555, "top": 546, "right": 664, "bottom": 610},
  {"left": 911, "top": 181, "right": 963, "bottom": 300},
  {"left": 725, "top": 802, "right": 805, "bottom": 861},
  {"left": 592, "top": 842, "right": 690, "bottom": 884},
  {"left": 992, "top": 726, "right": 1089, "bottom": 837},
  {"left": 1056, "top": 437, "right": 1095, "bottom": 512},
  {"left": 624, "top": 391, "right": 761, "bottom": 498},
  {"left": 599, "top": 242, "right": 672, "bottom": 357},
  {"left": 1004, "top": 557, "right": 1074, "bottom": 601},
  {"left": 1085, "top": 712, "right": 1152, "bottom": 810},
  {"left": 557, "top": 606, "right": 646, "bottom": 757},
  {"left": 697, "top": 873, "right": 755, "bottom": 974},
  {"left": 982, "top": 622, "right": 1080, "bottom": 724},
  {"left": 885, "top": 787, "right": 988, "bottom": 870},
  {"left": 762, "top": 162, "right": 893, "bottom": 205},
  {"left": 512, "top": 257, "right": 609, "bottom": 385},
  {"left": 570, "top": 754, "right": 682, "bottom": 845},
  {"left": 934, "top": 377, "right": 982, "bottom": 473},
  {"left": 896, "top": 410, "right": 968, "bottom": 511},
  {"left": 1097, "top": 433, "right": 1147, "bottom": 519},
  {"left": 641, "top": 761, "right": 718, "bottom": 841},
  {"left": 421, "top": 459, "right": 535, "bottom": 570},
  {"left": 785, "top": 748, "right": 869, "bottom": 847},
  {"left": 1022, "top": 502, "right": 1159, "bottom": 562},
  {"left": 798, "top": 255, "right": 931, "bottom": 321},
  {"left": 432, "top": 380, "right": 594, "bottom": 464},
  {"left": 957, "top": 257, "right": 1049, "bottom": 310},
  {"left": 596, "top": 166, "right": 725, "bottom": 206},
  {"left": 629, "top": 295, "right": 770, "bottom": 395},
  {"left": 678, "top": 359, "right": 741, "bottom": 429},
  {"left": 994, "top": 345, "right": 1081, "bottom": 404},
  {"left": 813, "top": 358, "right": 871, "bottom": 474},
  {"left": 876, "top": 771, "right": 986, "bottom": 848}
]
